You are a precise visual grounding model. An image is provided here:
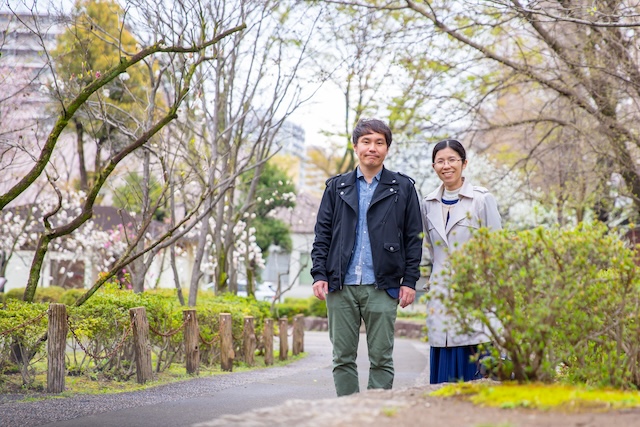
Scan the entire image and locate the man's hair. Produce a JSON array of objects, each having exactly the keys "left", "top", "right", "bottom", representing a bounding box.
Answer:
[{"left": 352, "top": 119, "right": 392, "bottom": 147}]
